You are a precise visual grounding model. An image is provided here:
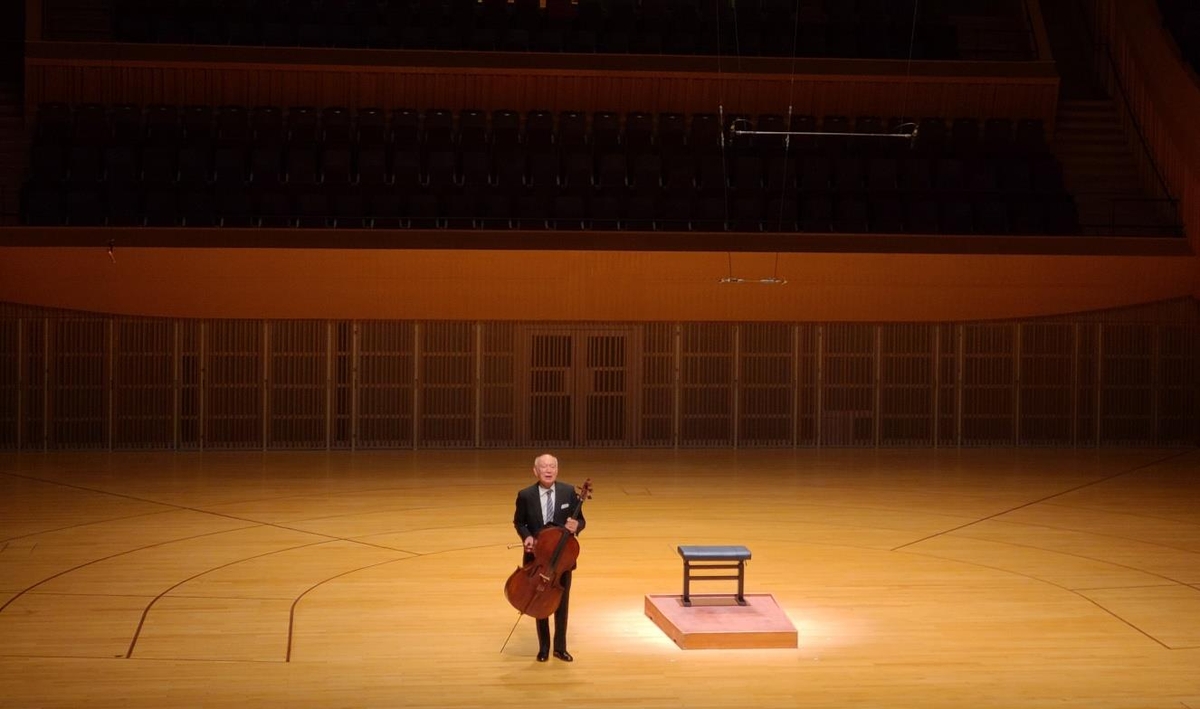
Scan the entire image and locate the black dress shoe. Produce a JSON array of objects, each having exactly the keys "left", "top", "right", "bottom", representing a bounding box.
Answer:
[
  {"left": 552, "top": 650, "right": 573, "bottom": 662},
  {"left": 536, "top": 649, "right": 549, "bottom": 662}
]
